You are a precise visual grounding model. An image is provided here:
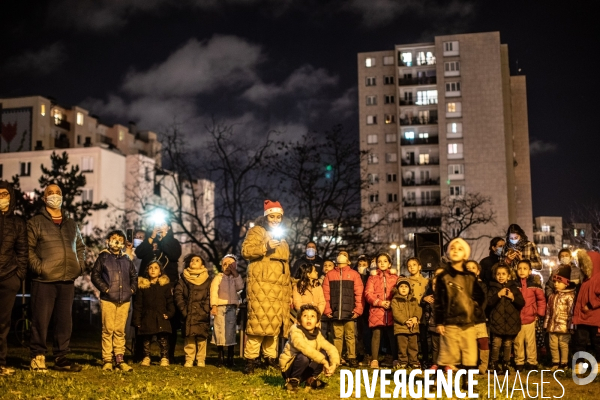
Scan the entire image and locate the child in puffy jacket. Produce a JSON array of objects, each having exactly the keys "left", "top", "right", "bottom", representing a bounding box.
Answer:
[
  {"left": 392, "top": 276, "right": 422, "bottom": 369},
  {"left": 544, "top": 268, "right": 576, "bottom": 371},
  {"left": 364, "top": 252, "right": 398, "bottom": 369},
  {"left": 174, "top": 254, "right": 212, "bottom": 368},
  {"left": 91, "top": 229, "right": 138, "bottom": 372},
  {"left": 514, "top": 260, "right": 546, "bottom": 371},
  {"left": 487, "top": 264, "right": 525, "bottom": 372}
]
